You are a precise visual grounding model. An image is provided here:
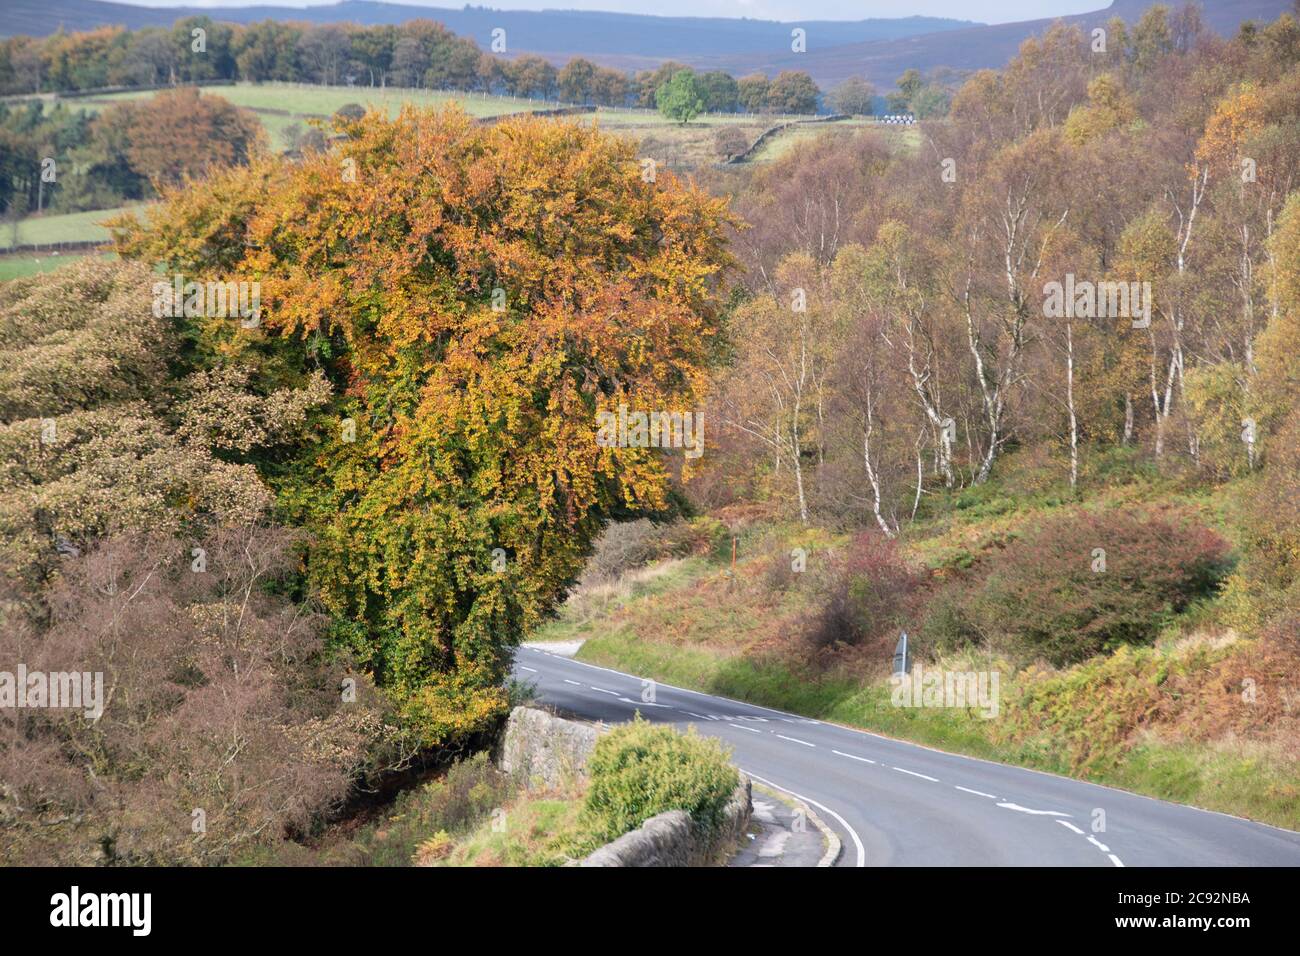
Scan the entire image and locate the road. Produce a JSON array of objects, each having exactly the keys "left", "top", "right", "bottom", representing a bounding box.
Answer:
[{"left": 512, "top": 644, "right": 1300, "bottom": 866}]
